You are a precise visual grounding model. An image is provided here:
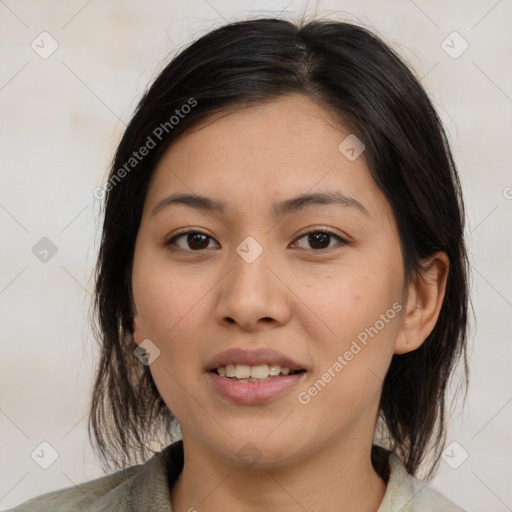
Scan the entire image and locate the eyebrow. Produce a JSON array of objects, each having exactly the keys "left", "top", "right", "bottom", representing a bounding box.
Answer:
[{"left": 151, "top": 191, "right": 369, "bottom": 218}]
